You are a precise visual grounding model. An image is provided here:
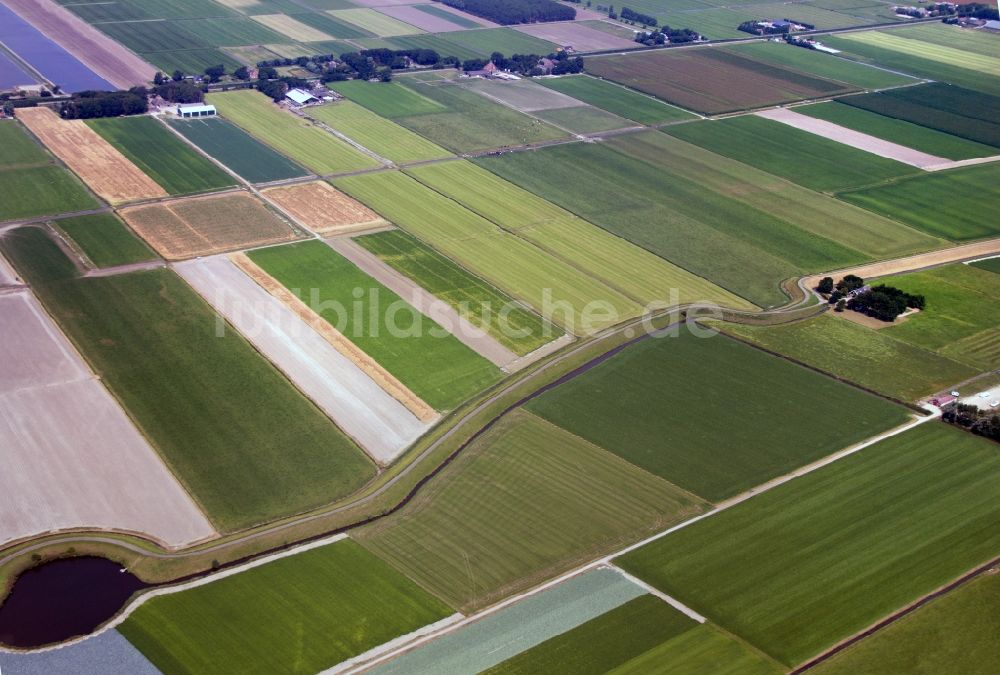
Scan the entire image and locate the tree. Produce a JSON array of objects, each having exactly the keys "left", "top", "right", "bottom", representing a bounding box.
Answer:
[
  {"left": 376, "top": 66, "right": 393, "bottom": 82},
  {"left": 835, "top": 299, "right": 846, "bottom": 312},
  {"left": 233, "top": 66, "right": 250, "bottom": 80},
  {"left": 817, "top": 276, "right": 834, "bottom": 294},
  {"left": 836, "top": 274, "right": 865, "bottom": 292},
  {"left": 172, "top": 70, "right": 184, "bottom": 82},
  {"left": 257, "top": 66, "right": 278, "bottom": 80},
  {"left": 153, "top": 72, "right": 165, "bottom": 86},
  {"left": 204, "top": 64, "right": 226, "bottom": 83}
]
